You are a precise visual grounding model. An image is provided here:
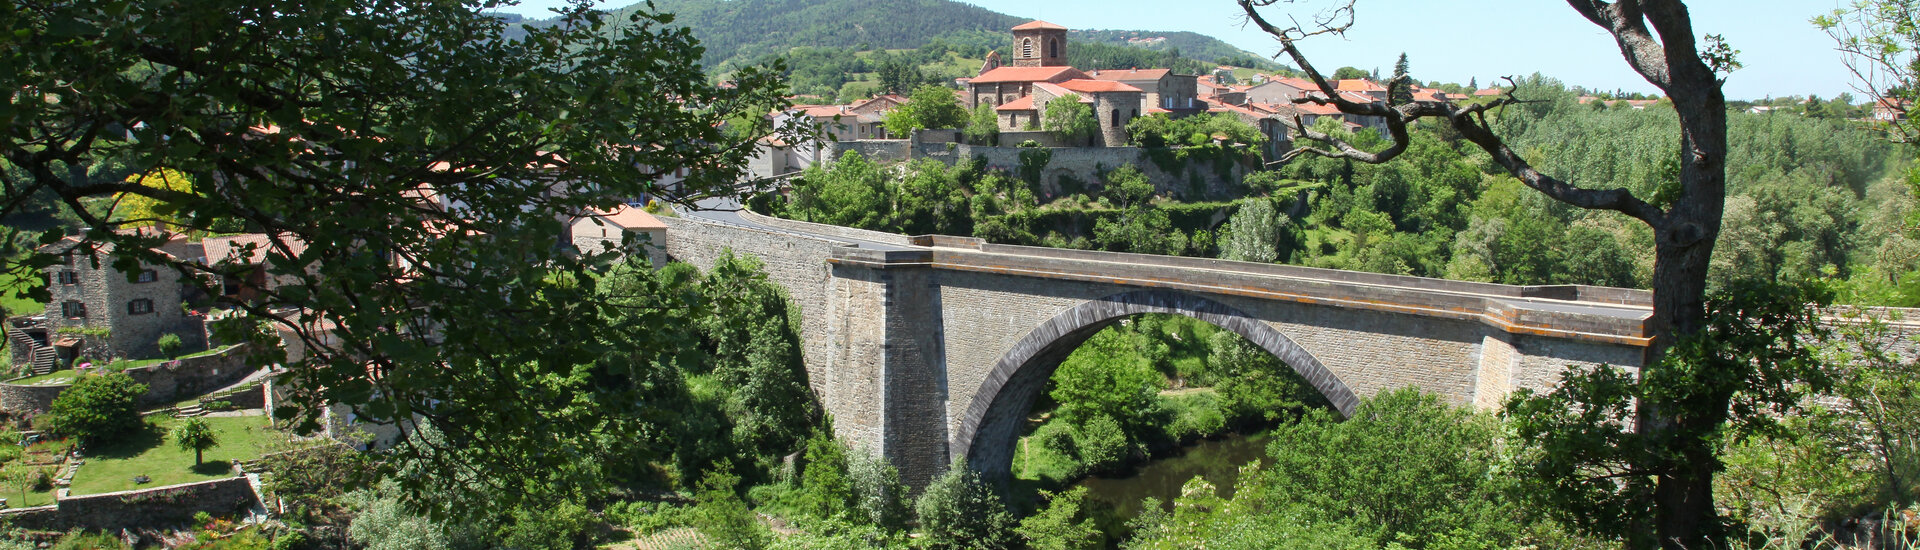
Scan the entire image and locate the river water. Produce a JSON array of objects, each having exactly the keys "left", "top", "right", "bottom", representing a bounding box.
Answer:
[{"left": 1074, "top": 432, "right": 1271, "bottom": 523}]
